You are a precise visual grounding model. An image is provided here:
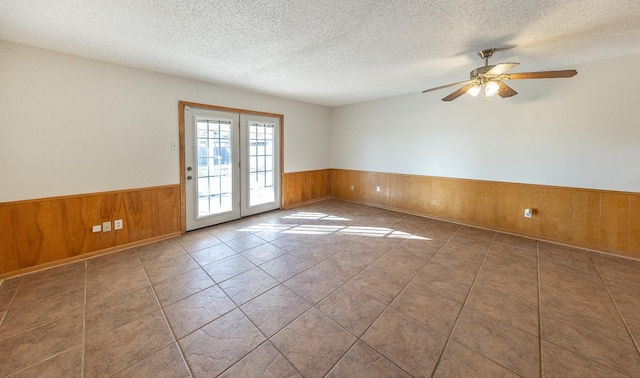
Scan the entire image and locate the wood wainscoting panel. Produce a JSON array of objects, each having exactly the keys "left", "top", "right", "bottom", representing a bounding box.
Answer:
[
  {"left": 539, "top": 187, "right": 575, "bottom": 242},
  {"left": 384, "top": 172, "right": 396, "bottom": 208},
  {"left": 330, "top": 169, "right": 350, "bottom": 203},
  {"left": 429, "top": 177, "right": 445, "bottom": 218},
  {"left": 404, "top": 175, "right": 421, "bottom": 215},
  {"left": 329, "top": 169, "right": 640, "bottom": 259},
  {"left": 365, "top": 171, "right": 384, "bottom": 205},
  {"left": 282, "top": 169, "right": 331, "bottom": 208},
  {"left": 152, "top": 187, "right": 182, "bottom": 236},
  {"left": 495, "top": 182, "right": 521, "bottom": 232},
  {"left": 572, "top": 190, "right": 600, "bottom": 248},
  {"left": 461, "top": 180, "right": 497, "bottom": 227},
  {"left": 599, "top": 193, "right": 630, "bottom": 254},
  {"left": 0, "top": 185, "right": 181, "bottom": 275},
  {"left": 444, "top": 177, "right": 463, "bottom": 221},
  {"left": 630, "top": 194, "right": 640, "bottom": 254},
  {"left": 516, "top": 184, "right": 541, "bottom": 236}
]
